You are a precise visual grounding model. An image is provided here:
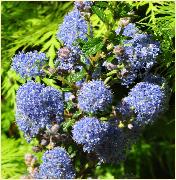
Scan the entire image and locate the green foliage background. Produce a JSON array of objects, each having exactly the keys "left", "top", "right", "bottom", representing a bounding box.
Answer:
[{"left": 1, "top": 1, "right": 175, "bottom": 179}]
